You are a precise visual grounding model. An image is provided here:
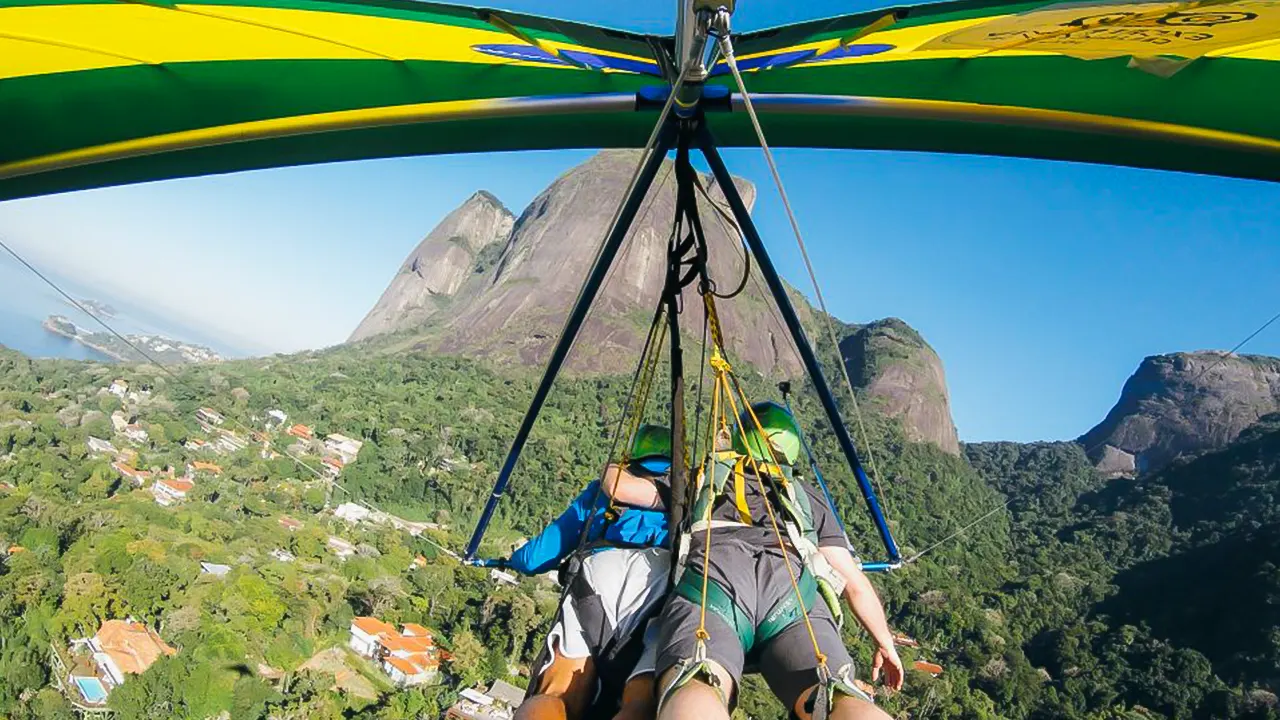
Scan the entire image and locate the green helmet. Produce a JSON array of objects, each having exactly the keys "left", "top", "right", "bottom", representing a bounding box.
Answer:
[
  {"left": 732, "top": 401, "right": 802, "bottom": 466},
  {"left": 630, "top": 424, "right": 672, "bottom": 473}
]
